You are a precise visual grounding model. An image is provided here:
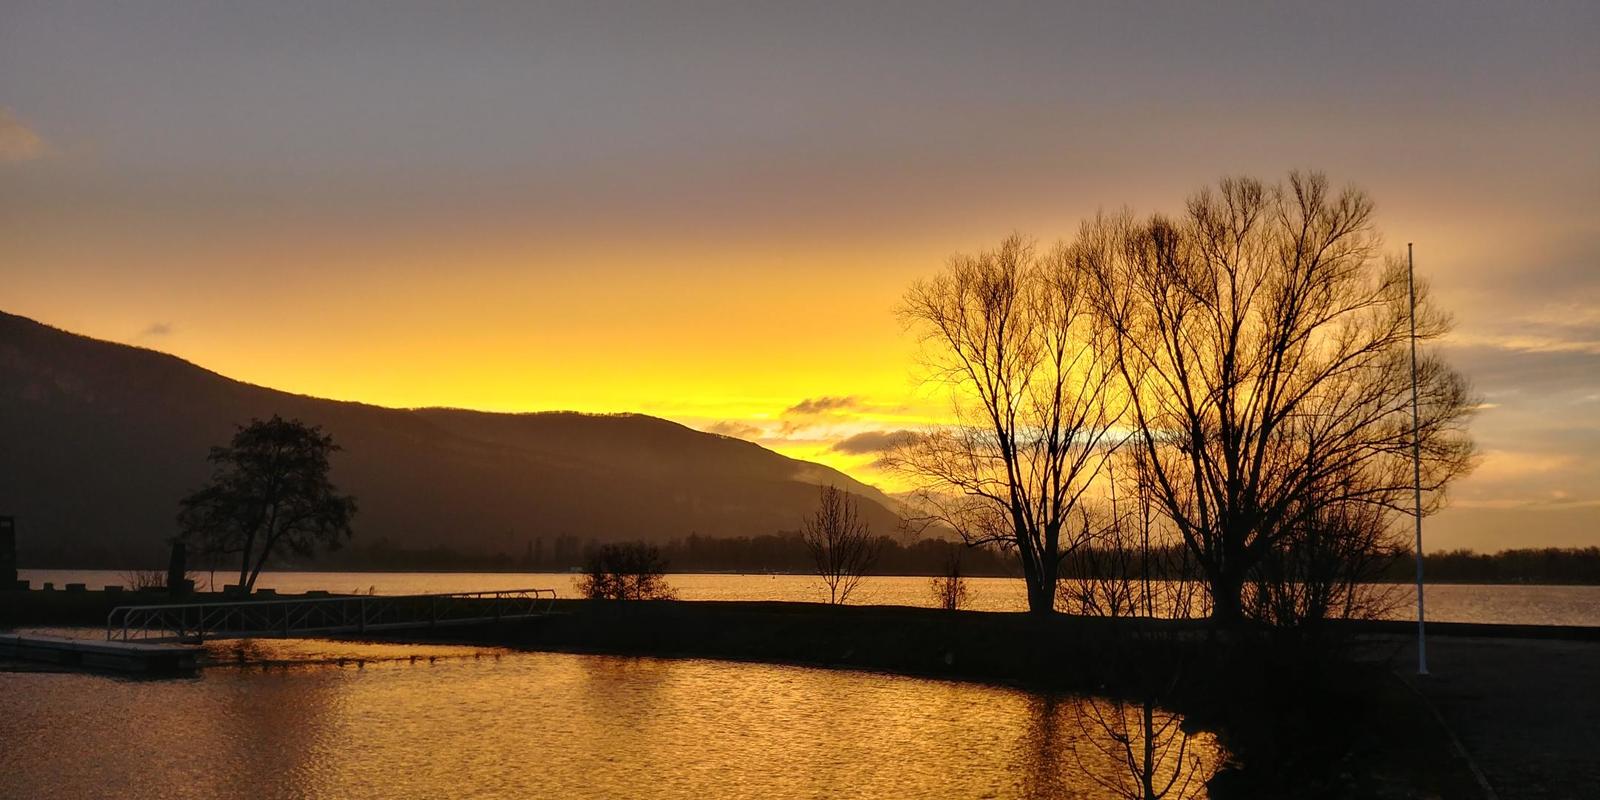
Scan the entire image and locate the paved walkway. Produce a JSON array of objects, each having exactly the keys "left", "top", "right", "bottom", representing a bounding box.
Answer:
[{"left": 1390, "top": 635, "right": 1600, "bottom": 800}]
